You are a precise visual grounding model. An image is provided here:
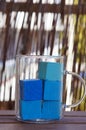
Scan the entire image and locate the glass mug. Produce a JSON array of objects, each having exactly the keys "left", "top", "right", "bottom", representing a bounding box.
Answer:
[{"left": 15, "top": 55, "right": 86, "bottom": 123}]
